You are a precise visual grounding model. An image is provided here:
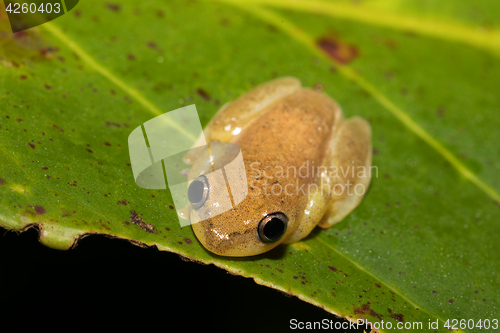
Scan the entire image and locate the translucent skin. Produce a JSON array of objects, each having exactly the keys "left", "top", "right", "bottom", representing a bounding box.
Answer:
[{"left": 189, "top": 77, "right": 372, "bottom": 257}]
